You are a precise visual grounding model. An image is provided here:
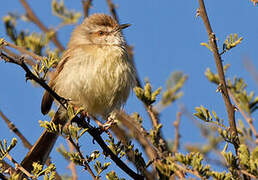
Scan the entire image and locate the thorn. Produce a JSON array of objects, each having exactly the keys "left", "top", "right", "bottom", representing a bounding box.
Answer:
[
  {"left": 196, "top": 8, "right": 200, "bottom": 17},
  {"left": 216, "top": 83, "right": 223, "bottom": 93}
]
